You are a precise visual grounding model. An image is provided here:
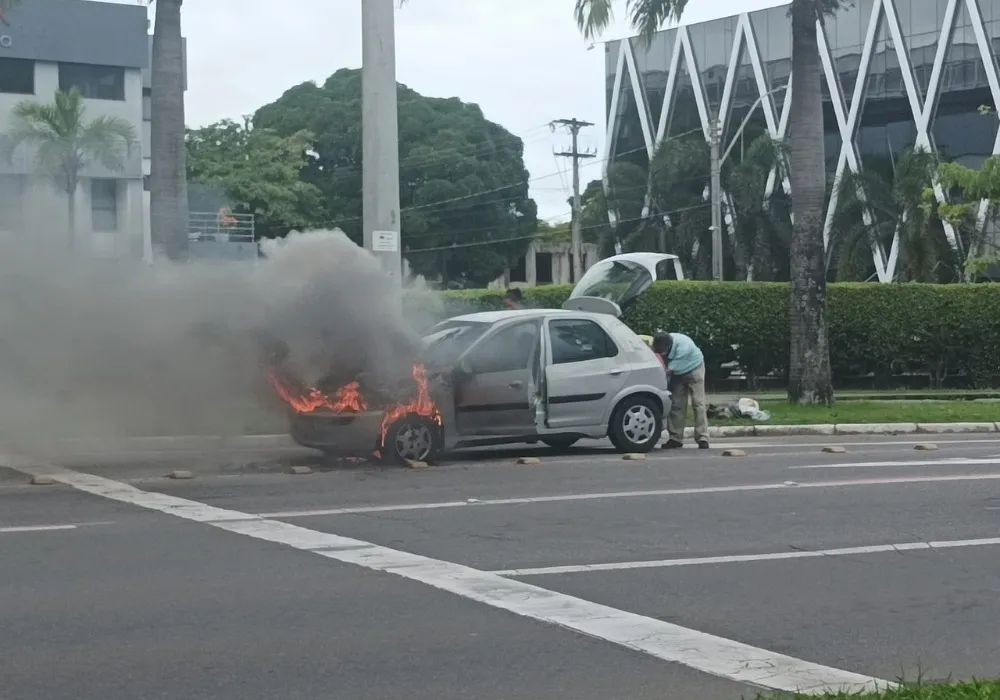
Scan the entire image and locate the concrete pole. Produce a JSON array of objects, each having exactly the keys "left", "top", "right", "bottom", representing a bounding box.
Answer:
[
  {"left": 570, "top": 126, "right": 584, "bottom": 283},
  {"left": 710, "top": 115, "right": 723, "bottom": 281},
  {"left": 362, "top": 0, "right": 402, "bottom": 290}
]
